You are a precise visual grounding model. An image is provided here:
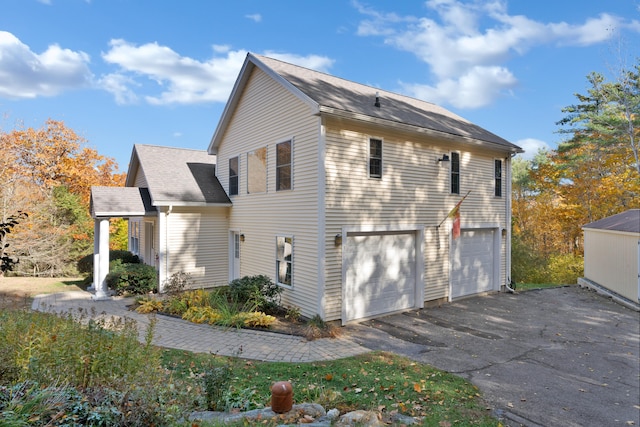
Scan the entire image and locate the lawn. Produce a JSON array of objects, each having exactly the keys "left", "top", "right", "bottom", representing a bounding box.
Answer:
[{"left": 0, "top": 276, "right": 501, "bottom": 426}]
